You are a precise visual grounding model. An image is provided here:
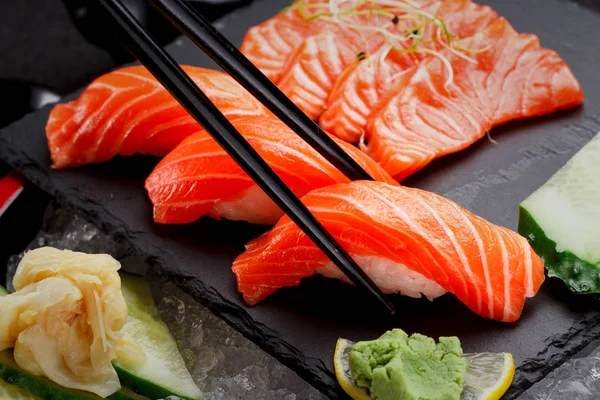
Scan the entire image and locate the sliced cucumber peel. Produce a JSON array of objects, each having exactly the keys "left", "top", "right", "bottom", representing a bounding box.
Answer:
[
  {"left": 519, "top": 132, "right": 600, "bottom": 293},
  {"left": 519, "top": 207, "right": 600, "bottom": 293},
  {"left": 0, "top": 379, "right": 40, "bottom": 400},
  {"left": 0, "top": 350, "right": 142, "bottom": 400}
]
